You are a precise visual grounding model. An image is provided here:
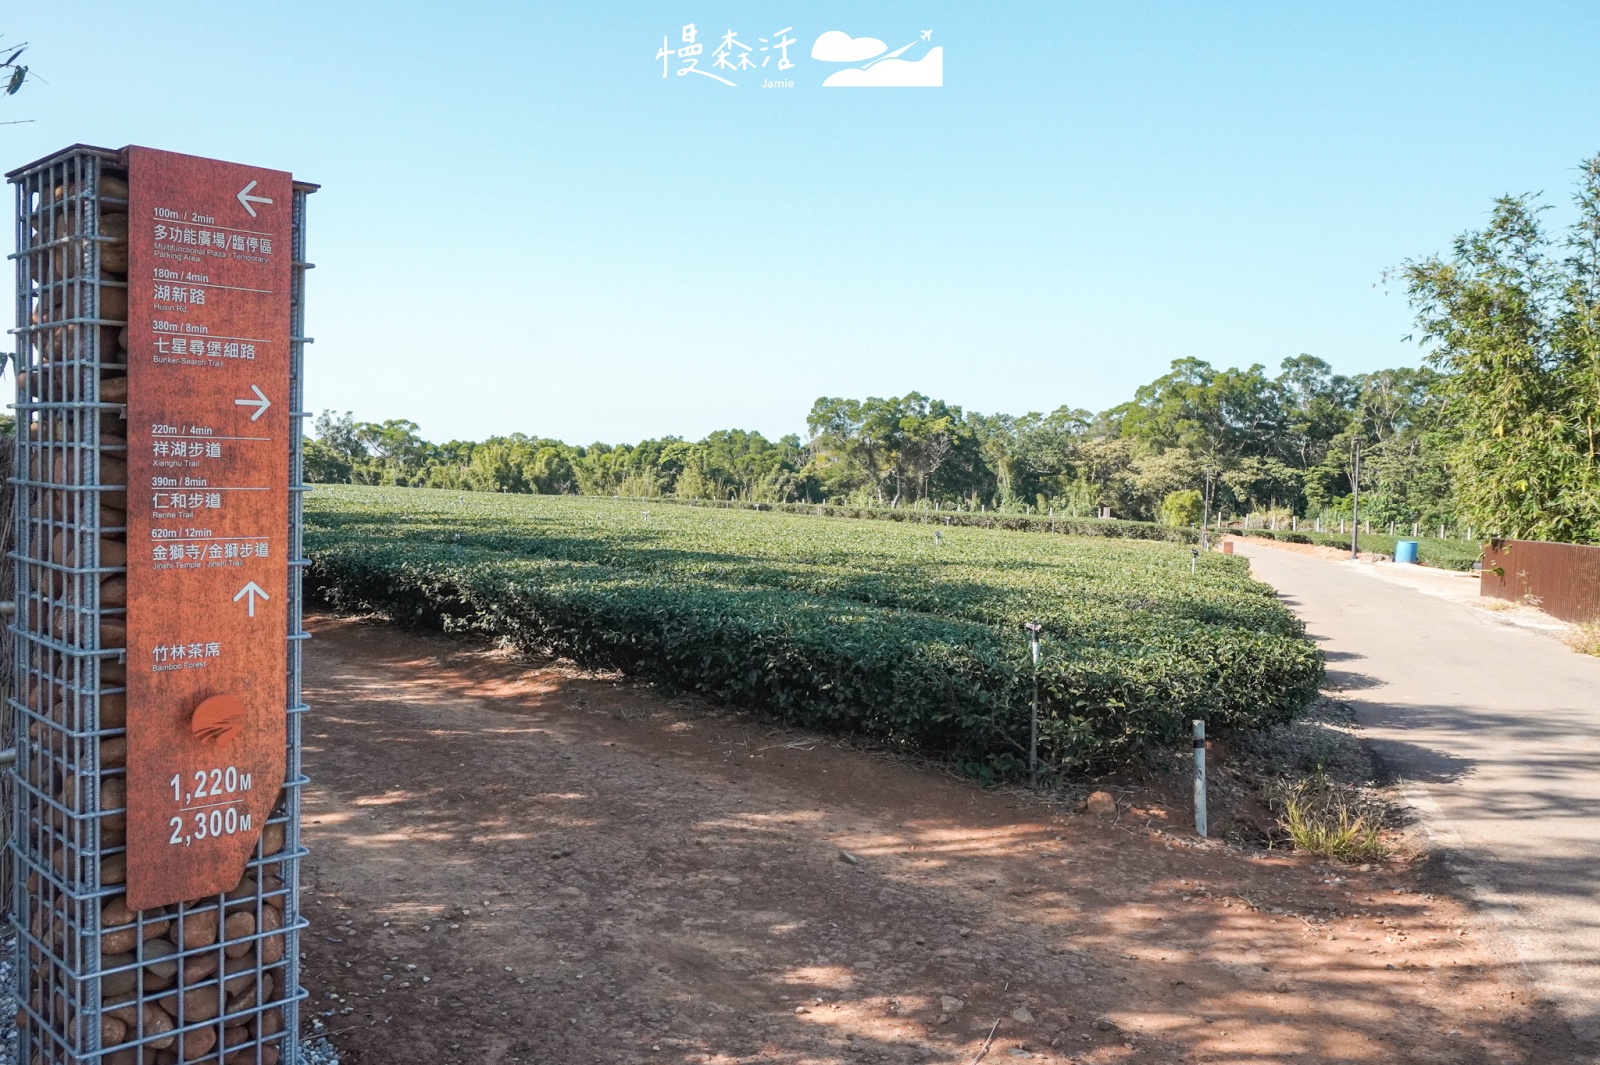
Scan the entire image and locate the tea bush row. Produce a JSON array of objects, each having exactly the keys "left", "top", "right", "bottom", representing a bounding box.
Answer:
[
  {"left": 305, "top": 487, "right": 1323, "bottom": 776},
  {"left": 634, "top": 496, "right": 1199, "bottom": 544}
]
